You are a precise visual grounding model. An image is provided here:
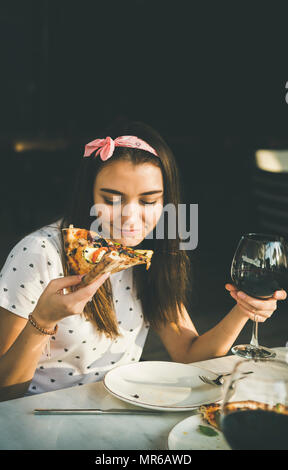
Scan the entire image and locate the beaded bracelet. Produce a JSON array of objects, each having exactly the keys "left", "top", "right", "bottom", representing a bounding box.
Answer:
[{"left": 28, "top": 314, "right": 58, "bottom": 336}]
